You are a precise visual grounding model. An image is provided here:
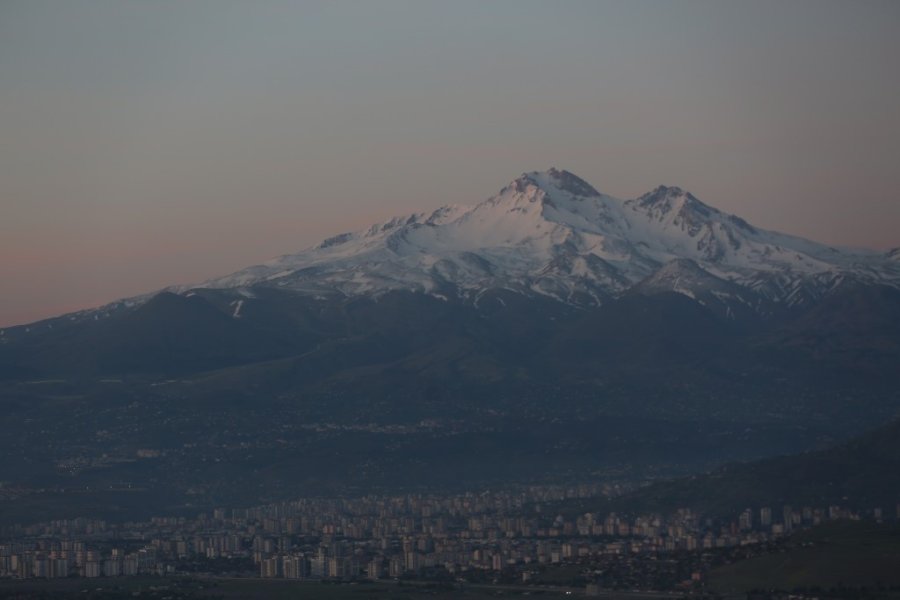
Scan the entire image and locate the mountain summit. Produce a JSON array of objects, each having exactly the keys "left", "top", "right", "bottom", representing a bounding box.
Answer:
[
  {"left": 192, "top": 169, "right": 898, "bottom": 311},
  {"left": 5, "top": 169, "right": 898, "bottom": 334}
]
